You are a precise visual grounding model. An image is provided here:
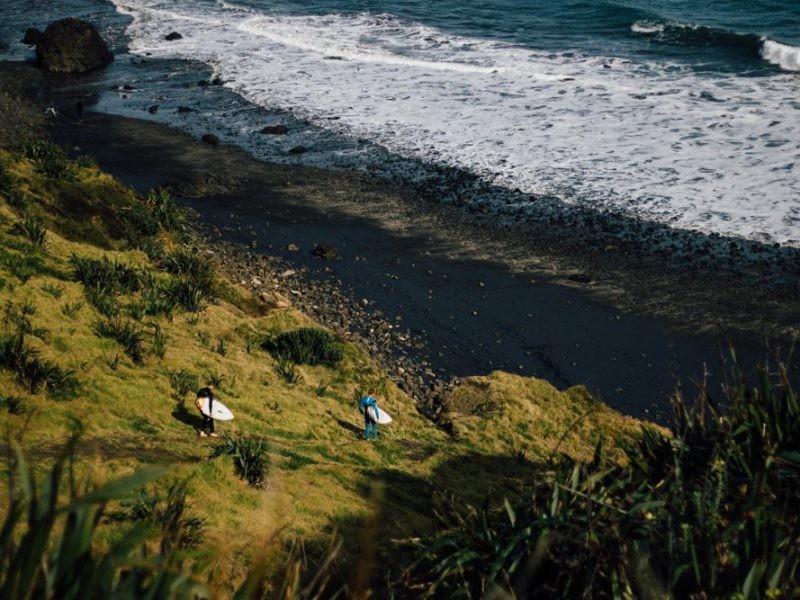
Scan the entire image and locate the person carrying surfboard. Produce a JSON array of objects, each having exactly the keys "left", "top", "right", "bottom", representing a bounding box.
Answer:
[
  {"left": 195, "top": 382, "right": 218, "bottom": 438},
  {"left": 358, "top": 391, "right": 380, "bottom": 441}
]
